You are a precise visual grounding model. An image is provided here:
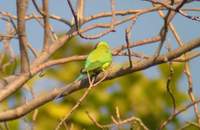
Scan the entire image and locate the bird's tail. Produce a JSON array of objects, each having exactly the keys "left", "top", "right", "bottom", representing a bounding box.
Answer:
[
  {"left": 54, "top": 73, "right": 86, "bottom": 100},
  {"left": 75, "top": 73, "right": 85, "bottom": 81}
]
